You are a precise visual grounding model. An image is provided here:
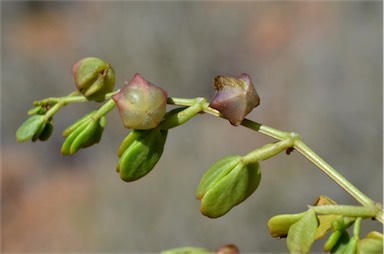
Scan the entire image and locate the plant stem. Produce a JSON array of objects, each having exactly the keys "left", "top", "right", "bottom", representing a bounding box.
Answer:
[
  {"left": 92, "top": 98, "right": 116, "bottom": 120},
  {"left": 293, "top": 140, "right": 375, "bottom": 207},
  {"left": 34, "top": 90, "right": 119, "bottom": 106},
  {"left": 311, "top": 205, "right": 378, "bottom": 218},
  {"left": 169, "top": 97, "right": 384, "bottom": 223}
]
